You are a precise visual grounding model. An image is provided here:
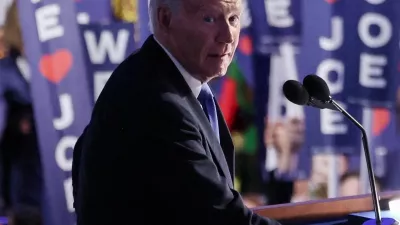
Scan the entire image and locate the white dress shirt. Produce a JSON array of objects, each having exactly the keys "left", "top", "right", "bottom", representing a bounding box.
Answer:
[{"left": 153, "top": 37, "right": 202, "bottom": 98}]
